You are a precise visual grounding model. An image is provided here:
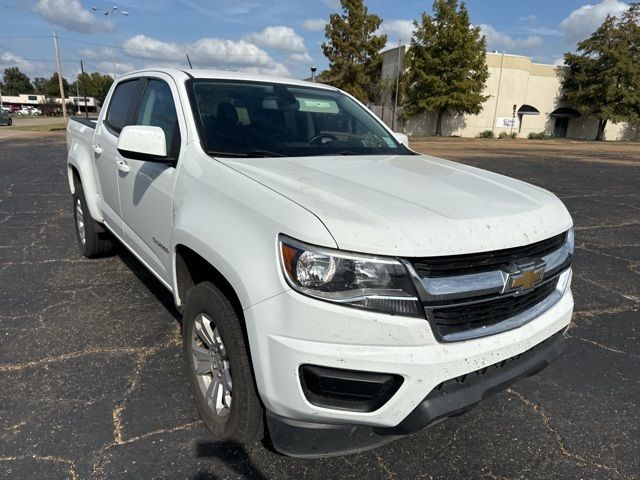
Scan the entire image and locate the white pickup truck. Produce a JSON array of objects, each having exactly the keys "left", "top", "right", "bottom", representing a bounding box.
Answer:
[{"left": 66, "top": 68, "right": 574, "bottom": 457}]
